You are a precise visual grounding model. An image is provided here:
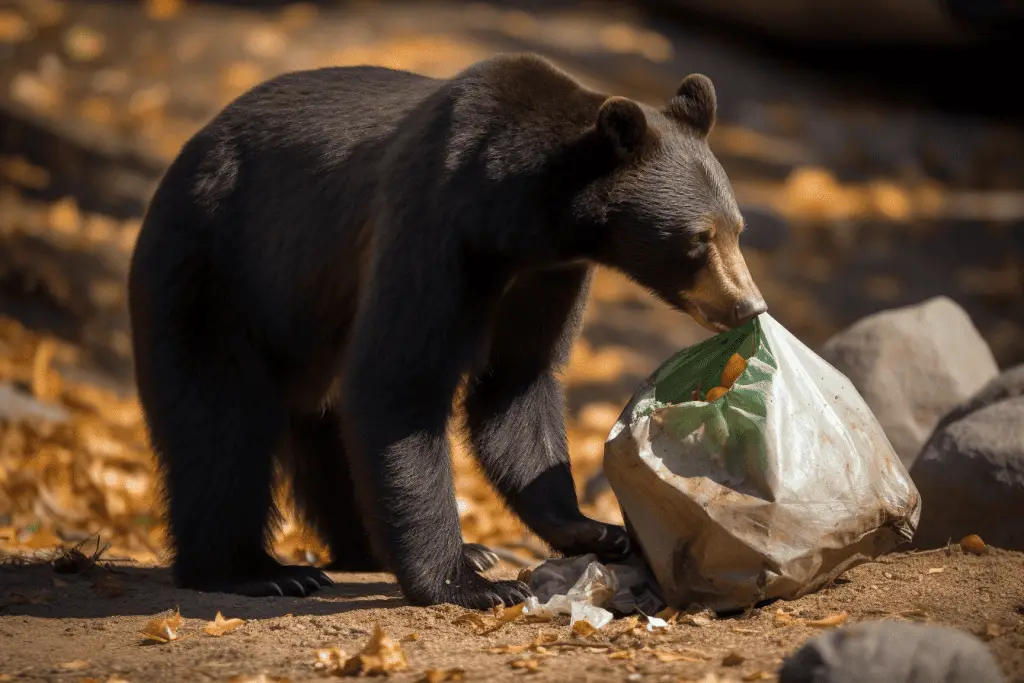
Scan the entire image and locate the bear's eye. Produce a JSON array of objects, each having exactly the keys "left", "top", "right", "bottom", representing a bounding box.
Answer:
[{"left": 690, "top": 231, "right": 711, "bottom": 245}]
